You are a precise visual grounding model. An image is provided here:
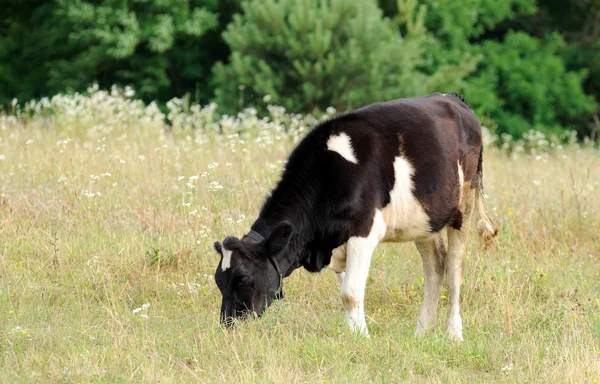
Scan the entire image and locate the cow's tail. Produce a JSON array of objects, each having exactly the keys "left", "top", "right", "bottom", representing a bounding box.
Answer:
[{"left": 474, "top": 146, "right": 498, "bottom": 248}]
